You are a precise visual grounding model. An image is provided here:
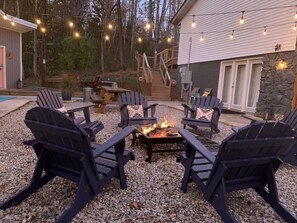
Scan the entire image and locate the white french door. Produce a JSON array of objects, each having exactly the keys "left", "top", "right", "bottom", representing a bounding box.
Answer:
[
  {"left": 0, "top": 47, "right": 4, "bottom": 88},
  {"left": 218, "top": 58, "right": 262, "bottom": 113}
]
